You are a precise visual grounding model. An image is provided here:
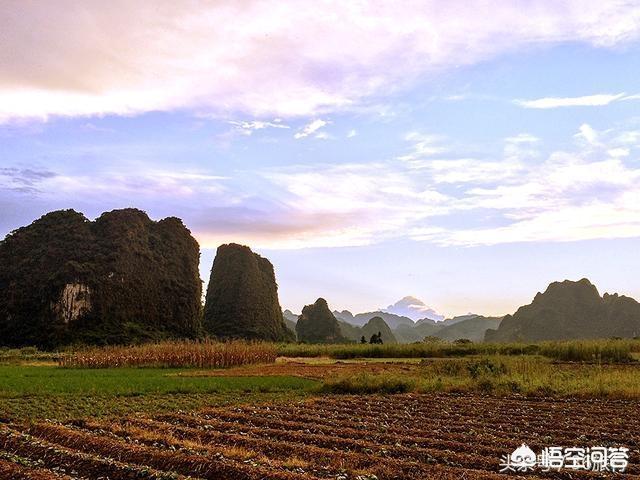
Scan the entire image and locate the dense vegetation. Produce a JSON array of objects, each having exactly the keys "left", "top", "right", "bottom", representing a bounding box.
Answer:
[
  {"left": 486, "top": 278, "right": 640, "bottom": 341},
  {"left": 296, "top": 298, "right": 347, "bottom": 343},
  {"left": 0, "top": 209, "right": 202, "bottom": 348},
  {"left": 278, "top": 338, "right": 636, "bottom": 362},
  {"left": 203, "top": 243, "right": 294, "bottom": 342}
]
